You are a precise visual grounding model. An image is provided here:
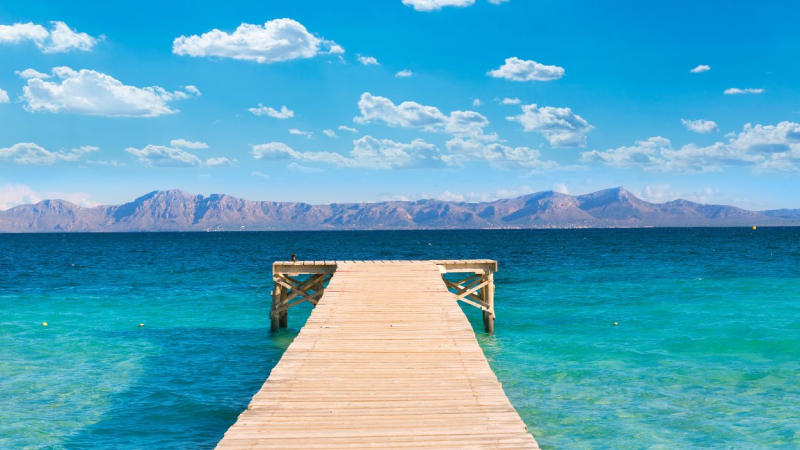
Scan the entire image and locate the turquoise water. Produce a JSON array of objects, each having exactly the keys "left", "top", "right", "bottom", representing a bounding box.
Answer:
[{"left": 1, "top": 229, "right": 799, "bottom": 449}]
